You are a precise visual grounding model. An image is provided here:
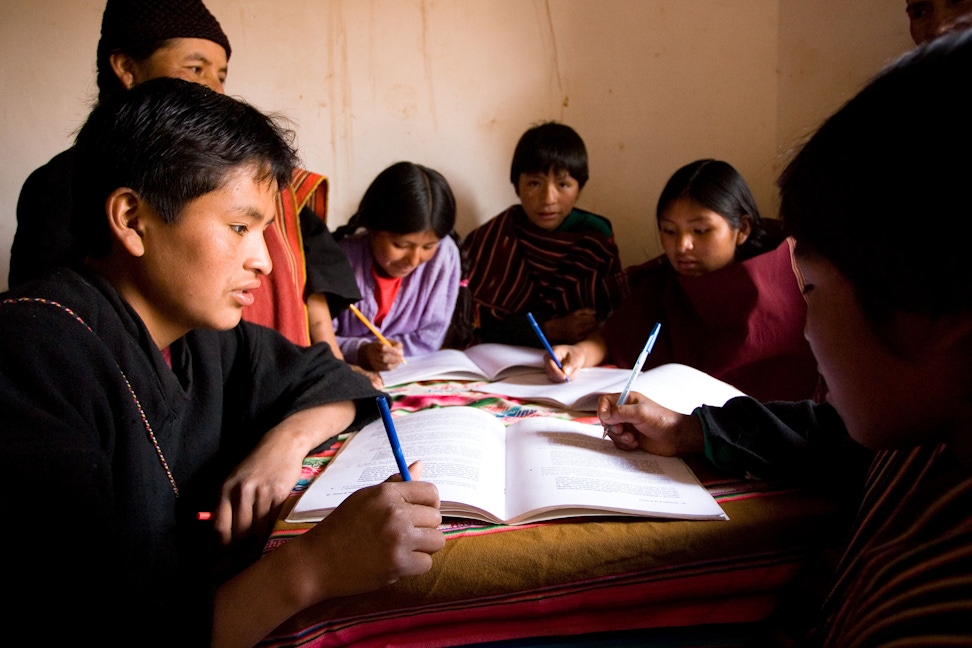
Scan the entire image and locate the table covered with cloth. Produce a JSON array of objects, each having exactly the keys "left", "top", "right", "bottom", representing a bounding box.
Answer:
[{"left": 260, "top": 381, "right": 842, "bottom": 647}]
